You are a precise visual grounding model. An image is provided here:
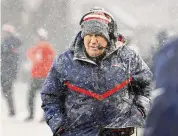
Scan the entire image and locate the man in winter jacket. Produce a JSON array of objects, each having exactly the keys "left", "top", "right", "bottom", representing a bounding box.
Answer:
[
  {"left": 1, "top": 24, "right": 22, "bottom": 116},
  {"left": 41, "top": 7, "right": 152, "bottom": 136},
  {"left": 144, "top": 37, "right": 178, "bottom": 136},
  {"left": 25, "top": 28, "right": 56, "bottom": 121}
]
